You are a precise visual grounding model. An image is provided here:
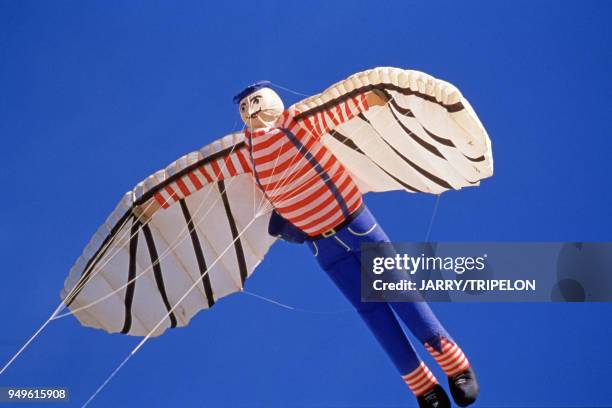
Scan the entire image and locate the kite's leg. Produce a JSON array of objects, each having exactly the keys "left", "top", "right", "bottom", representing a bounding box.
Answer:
[
  {"left": 340, "top": 206, "right": 479, "bottom": 406},
  {"left": 307, "top": 240, "right": 446, "bottom": 401},
  {"left": 388, "top": 292, "right": 480, "bottom": 406},
  {"left": 305, "top": 203, "right": 478, "bottom": 406}
]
